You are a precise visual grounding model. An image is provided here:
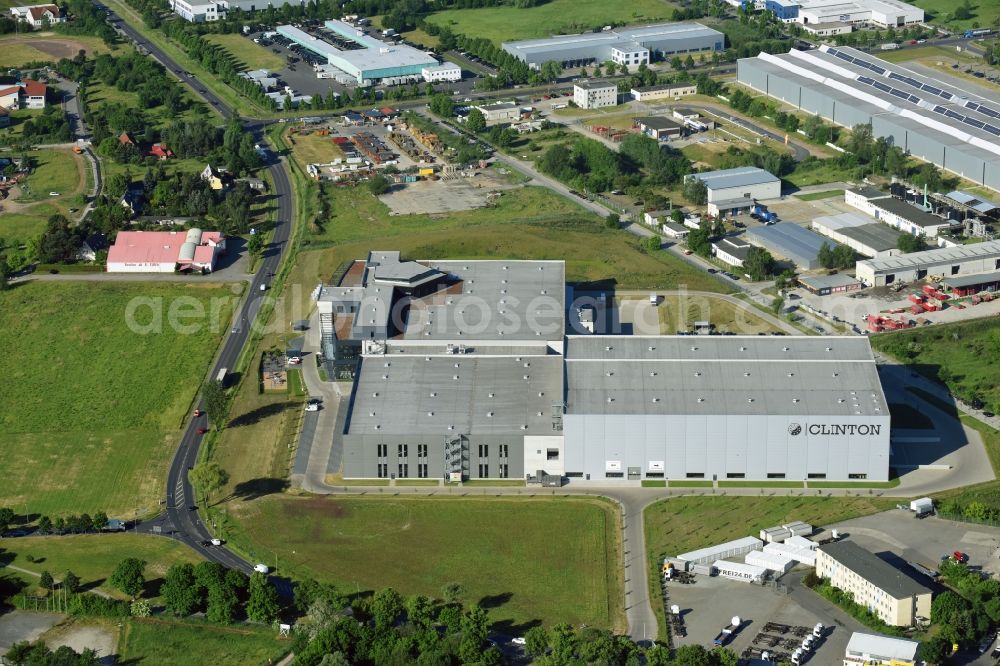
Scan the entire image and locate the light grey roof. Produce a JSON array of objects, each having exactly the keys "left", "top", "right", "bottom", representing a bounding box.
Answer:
[
  {"left": 276, "top": 23, "right": 437, "bottom": 75},
  {"left": 857, "top": 240, "right": 1000, "bottom": 273},
  {"left": 400, "top": 259, "right": 565, "bottom": 341},
  {"left": 714, "top": 237, "right": 752, "bottom": 261},
  {"left": 872, "top": 198, "right": 953, "bottom": 229},
  {"left": 564, "top": 336, "right": 887, "bottom": 416},
  {"left": 692, "top": 166, "right": 779, "bottom": 192},
  {"left": 946, "top": 190, "right": 1000, "bottom": 213},
  {"left": 632, "top": 82, "right": 696, "bottom": 93},
  {"left": 814, "top": 212, "right": 875, "bottom": 231},
  {"left": 836, "top": 223, "right": 901, "bottom": 252},
  {"left": 663, "top": 221, "right": 688, "bottom": 234},
  {"left": 798, "top": 273, "right": 863, "bottom": 290},
  {"left": 346, "top": 354, "right": 563, "bottom": 435},
  {"left": 940, "top": 270, "right": 1000, "bottom": 289},
  {"left": 846, "top": 633, "right": 919, "bottom": 662},
  {"left": 819, "top": 541, "right": 930, "bottom": 599},
  {"left": 574, "top": 79, "right": 616, "bottom": 91},
  {"left": 636, "top": 116, "right": 683, "bottom": 130},
  {"left": 476, "top": 101, "right": 518, "bottom": 111},
  {"left": 502, "top": 22, "right": 721, "bottom": 55},
  {"left": 746, "top": 223, "right": 828, "bottom": 268},
  {"left": 847, "top": 186, "right": 890, "bottom": 200}
]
